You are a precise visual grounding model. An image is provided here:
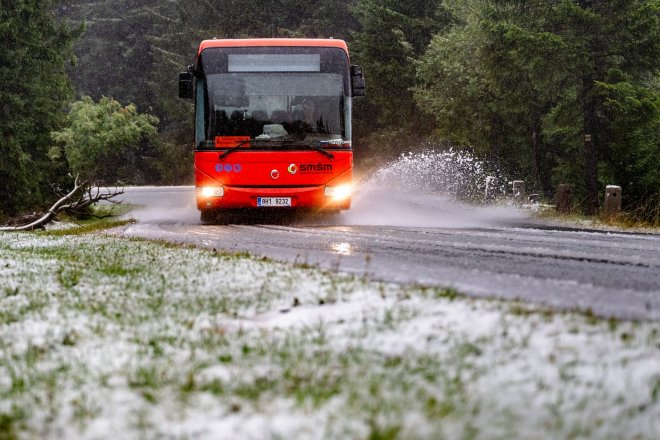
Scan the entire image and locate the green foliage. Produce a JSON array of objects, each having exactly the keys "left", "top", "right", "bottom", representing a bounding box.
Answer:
[
  {"left": 0, "top": 0, "right": 79, "bottom": 217},
  {"left": 47, "top": 0, "right": 660, "bottom": 219},
  {"left": 414, "top": 23, "right": 491, "bottom": 149},
  {"left": 596, "top": 76, "right": 660, "bottom": 221},
  {"left": 351, "top": 0, "right": 449, "bottom": 136},
  {"left": 51, "top": 96, "right": 158, "bottom": 183},
  {"left": 415, "top": 0, "right": 660, "bottom": 217},
  {"left": 60, "top": 0, "right": 359, "bottom": 184}
]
